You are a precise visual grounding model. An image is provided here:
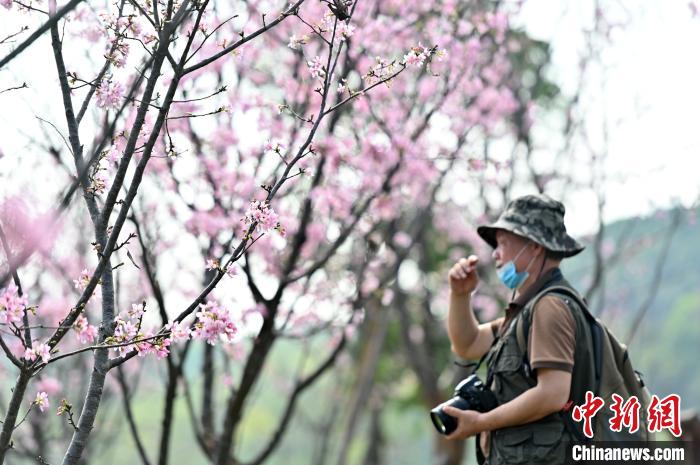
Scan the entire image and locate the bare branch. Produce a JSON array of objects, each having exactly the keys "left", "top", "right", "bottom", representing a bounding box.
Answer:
[{"left": 0, "top": 0, "right": 85, "bottom": 70}]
